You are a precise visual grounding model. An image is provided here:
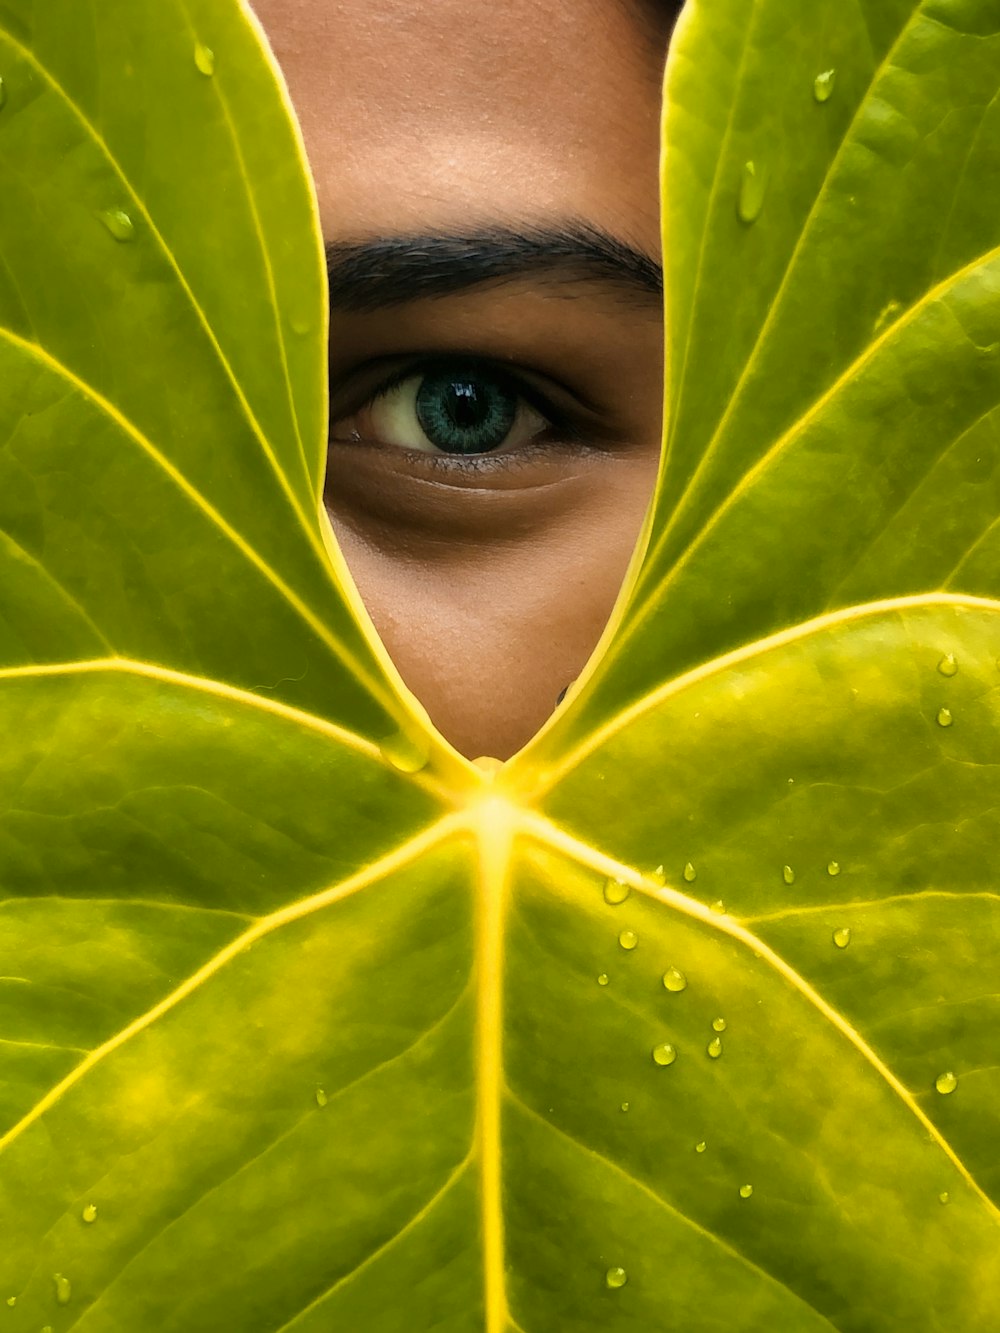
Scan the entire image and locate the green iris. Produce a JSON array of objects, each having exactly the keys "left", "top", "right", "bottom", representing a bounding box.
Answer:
[{"left": 415, "top": 366, "right": 518, "bottom": 455}]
